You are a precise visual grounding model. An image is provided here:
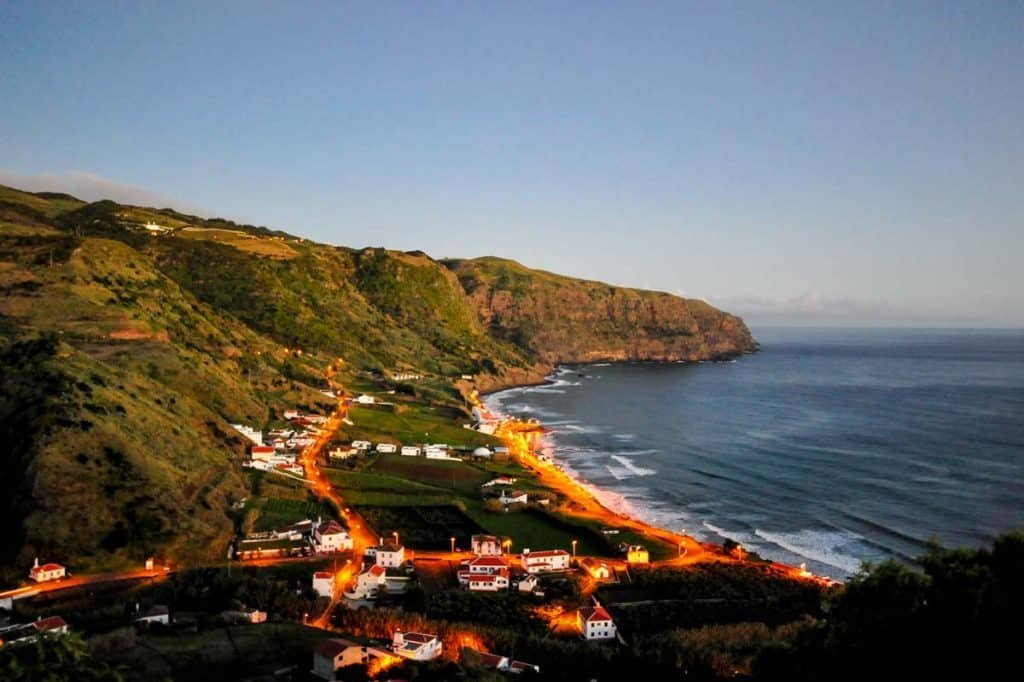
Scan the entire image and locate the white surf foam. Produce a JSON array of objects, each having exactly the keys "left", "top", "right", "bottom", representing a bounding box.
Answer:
[
  {"left": 753, "top": 528, "right": 866, "bottom": 576},
  {"left": 609, "top": 455, "right": 656, "bottom": 477}
]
